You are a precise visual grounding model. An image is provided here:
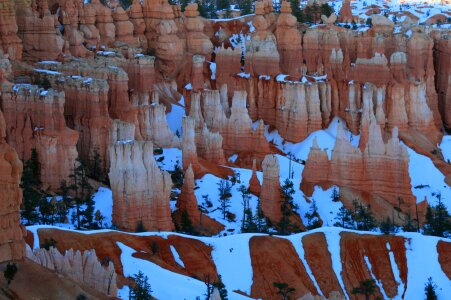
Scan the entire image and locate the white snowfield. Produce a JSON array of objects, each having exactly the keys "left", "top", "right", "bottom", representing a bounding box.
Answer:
[
  {"left": 329, "top": 0, "right": 451, "bottom": 26},
  {"left": 27, "top": 225, "right": 451, "bottom": 300}
]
